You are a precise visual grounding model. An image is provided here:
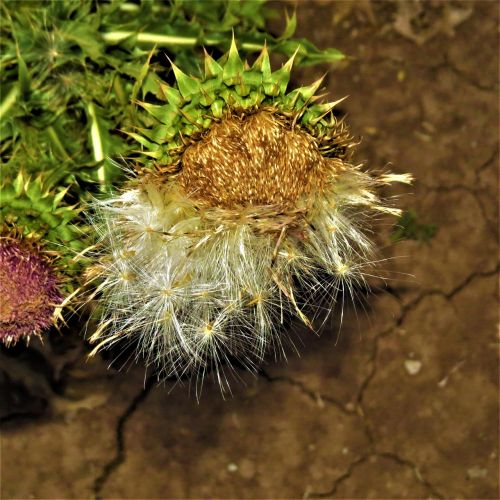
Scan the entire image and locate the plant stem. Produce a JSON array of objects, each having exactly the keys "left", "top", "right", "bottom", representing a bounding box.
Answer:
[
  {"left": 47, "top": 126, "right": 72, "bottom": 161},
  {"left": 102, "top": 31, "right": 197, "bottom": 46},
  {"left": 86, "top": 102, "right": 106, "bottom": 186},
  {"left": 0, "top": 85, "right": 19, "bottom": 120},
  {"left": 101, "top": 31, "right": 263, "bottom": 51}
]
